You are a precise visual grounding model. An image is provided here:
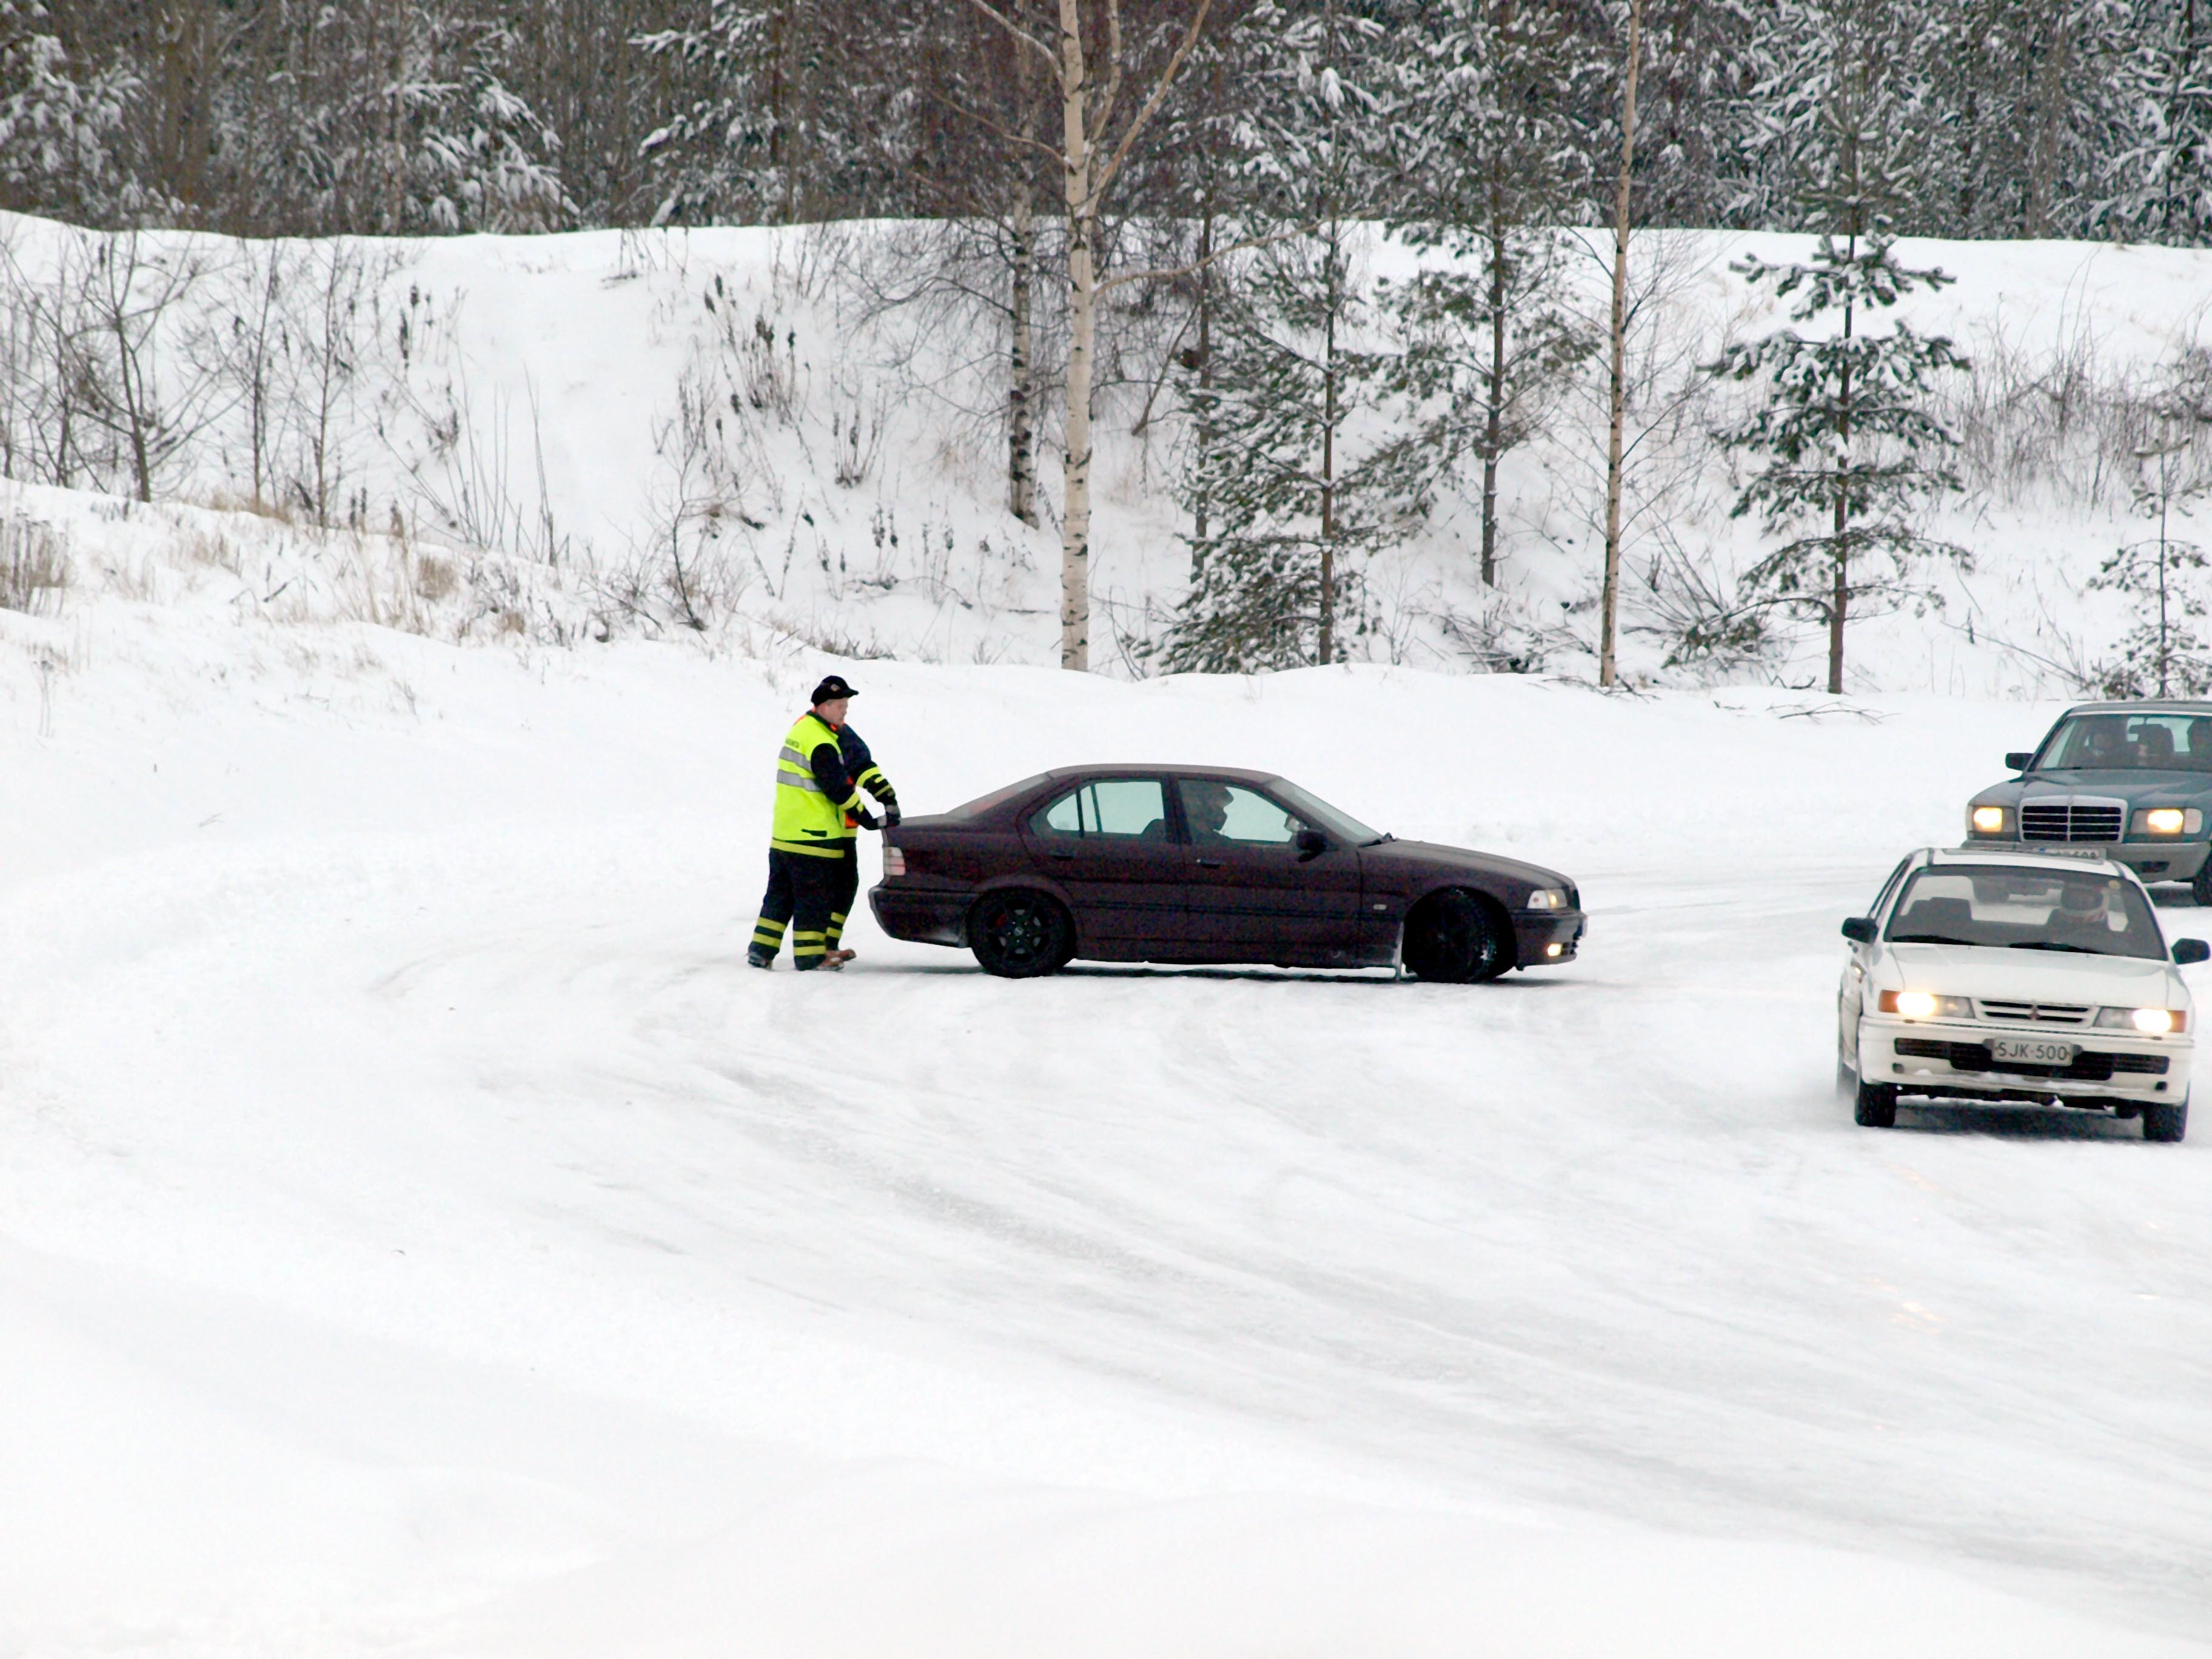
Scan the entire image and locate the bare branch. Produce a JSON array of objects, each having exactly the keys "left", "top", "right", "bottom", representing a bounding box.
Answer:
[
  {"left": 1091, "top": 0, "right": 1215, "bottom": 204},
  {"left": 956, "top": 0, "right": 1062, "bottom": 76},
  {"left": 923, "top": 87, "right": 1064, "bottom": 165},
  {"left": 1096, "top": 218, "right": 1313, "bottom": 294}
]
